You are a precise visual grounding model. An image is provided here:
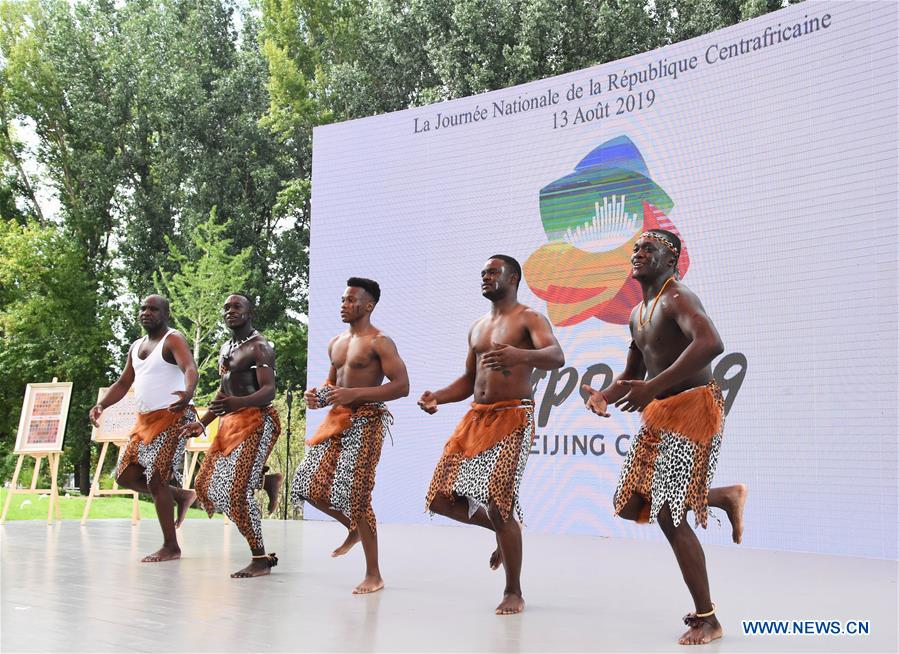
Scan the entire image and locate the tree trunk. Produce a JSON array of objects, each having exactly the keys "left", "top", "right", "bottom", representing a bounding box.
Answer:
[
  {"left": 1, "top": 123, "right": 46, "bottom": 223},
  {"left": 194, "top": 321, "right": 201, "bottom": 362},
  {"left": 78, "top": 448, "right": 91, "bottom": 495}
]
